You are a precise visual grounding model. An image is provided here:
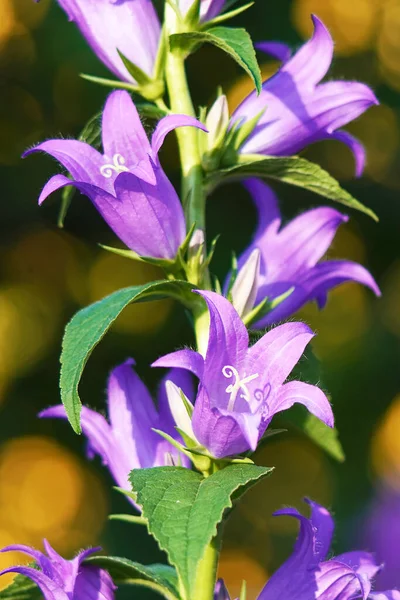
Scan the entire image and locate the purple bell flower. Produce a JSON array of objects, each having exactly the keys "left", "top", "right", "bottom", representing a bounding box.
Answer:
[
  {"left": 215, "top": 498, "right": 400, "bottom": 600},
  {"left": 232, "top": 15, "right": 379, "bottom": 176},
  {"left": 230, "top": 179, "right": 380, "bottom": 327},
  {"left": 54, "top": 0, "right": 161, "bottom": 83},
  {"left": 24, "top": 90, "right": 206, "bottom": 259},
  {"left": 178, "top": 0, "right": 226, "bottom": 22},
  {"left": 0, "top": 541, "right": 115, "bottom": 600},
  {"left": 153, "top": 291, "right": 333, "bottom": 459},
  {"left": 40, "top": 359, "right": 193, "bottom": 506}
]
